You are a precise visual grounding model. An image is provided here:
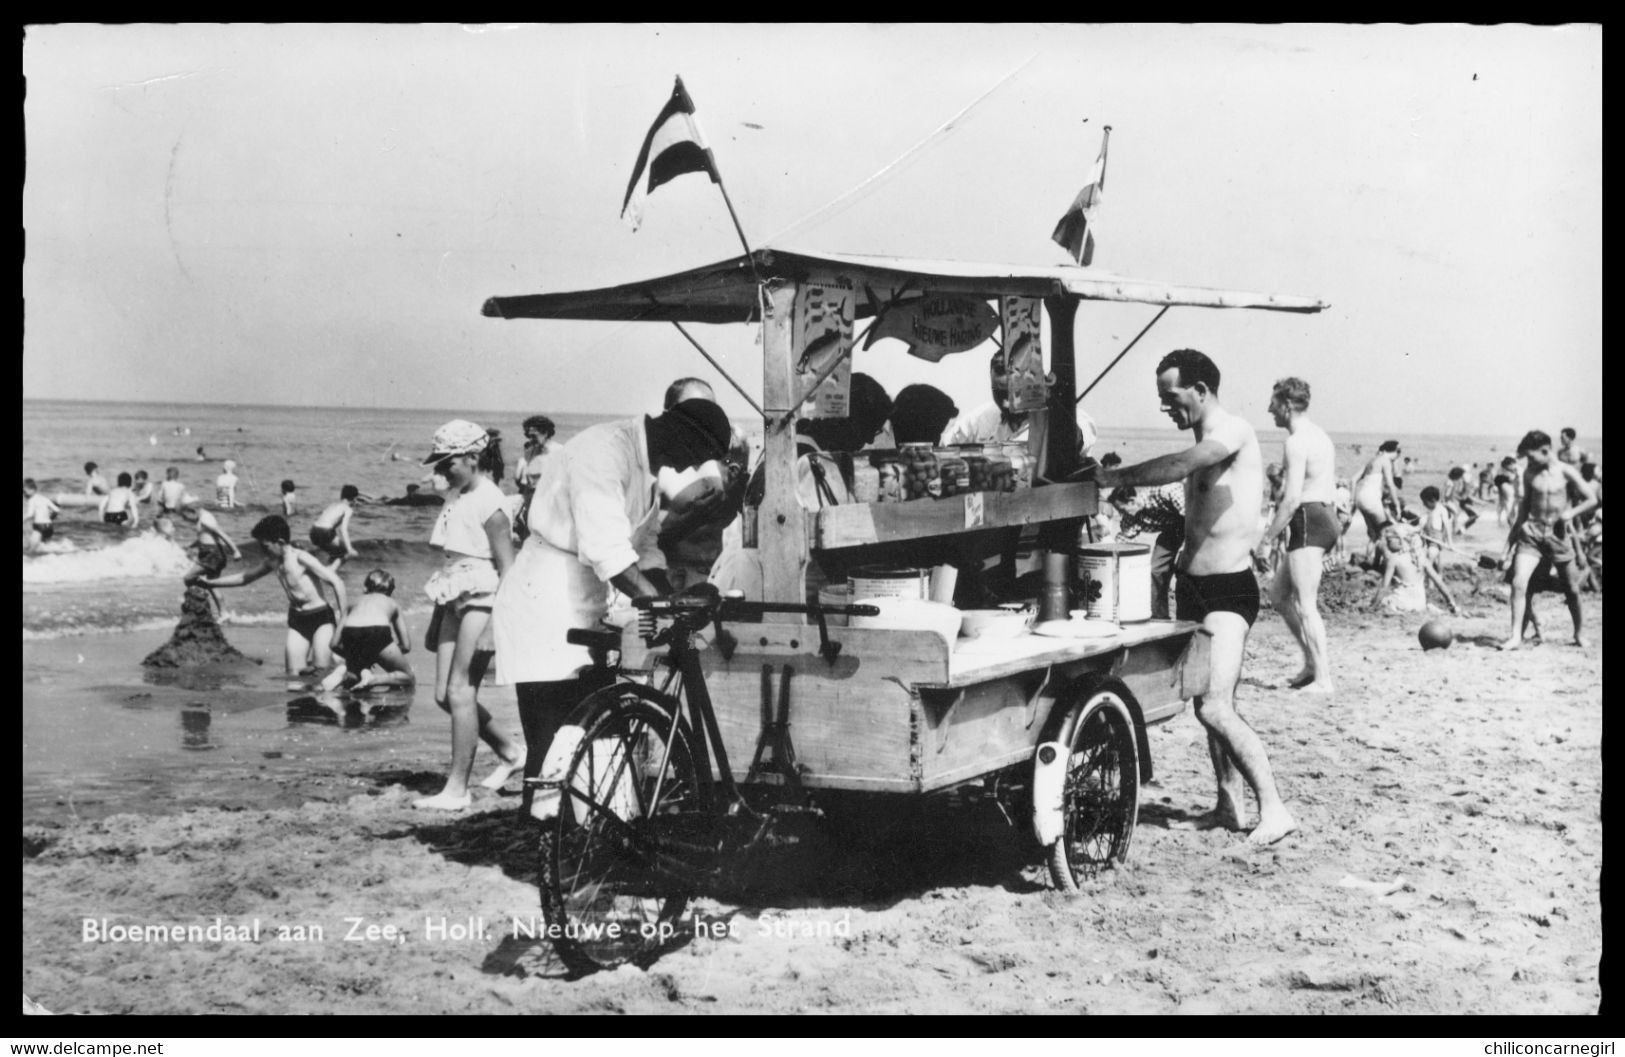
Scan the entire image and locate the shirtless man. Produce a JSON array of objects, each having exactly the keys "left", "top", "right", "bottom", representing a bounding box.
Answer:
[
  {"left": 1260, "top": 377, "right": 1338, "bottom": 693},
  {"left": 1501, "top": 430, "right": 1596, "bottom": 650},
  {"left": 1556, "top": 427, "right": 1586, "bottom": 468},
  {"left": 1092, "top": 349, "right": 1295, "bottom": 846},
  {"left": 200, "top": 514, "right": 348, "bottom": 673},
  {"left": 309, "top": 485, "right": 361, "bottom": 569}
]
